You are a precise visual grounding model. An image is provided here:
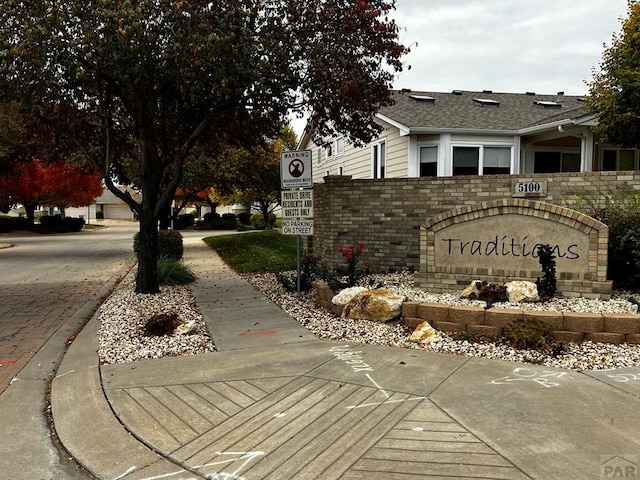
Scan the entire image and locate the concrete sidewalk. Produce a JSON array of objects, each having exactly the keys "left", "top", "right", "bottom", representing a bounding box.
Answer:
[{"left": 52, "top": 237, "right": 640, "bottom": 480}]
